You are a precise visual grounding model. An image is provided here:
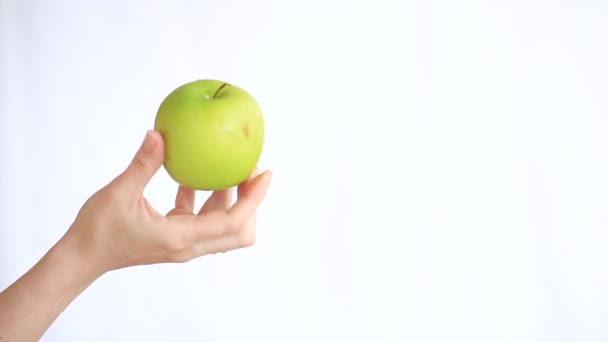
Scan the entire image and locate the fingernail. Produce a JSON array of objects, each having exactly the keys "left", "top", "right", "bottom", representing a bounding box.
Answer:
[{"left": 142, "top": 130, "right": 157, "bottom": 153}]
